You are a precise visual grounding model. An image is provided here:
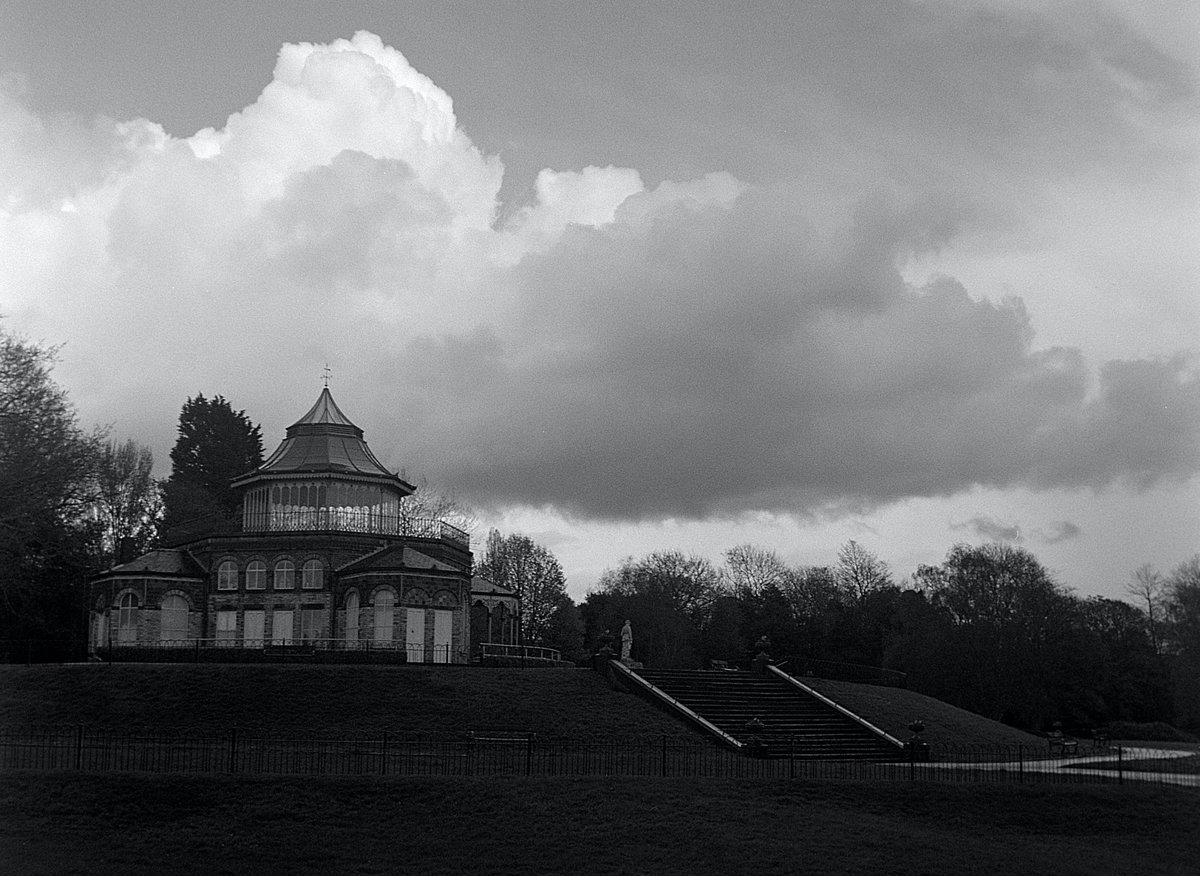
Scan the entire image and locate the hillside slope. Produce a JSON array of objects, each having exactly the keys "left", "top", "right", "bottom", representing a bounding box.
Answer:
[
  {"left": 799, "top": 677, "right": 1045, "bottom": 747},
  {"left": 2, "top": 664, "right": 1047, "bottom": 747},
  {"left": 0, "top": 664, "right": 698, "bottom": 738}
]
